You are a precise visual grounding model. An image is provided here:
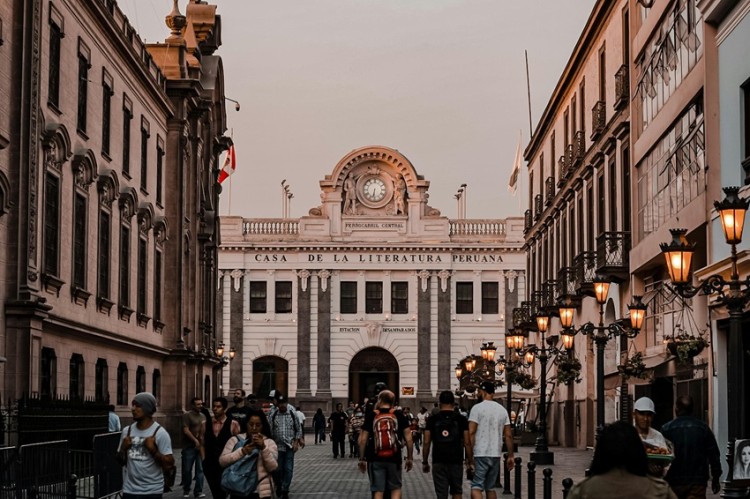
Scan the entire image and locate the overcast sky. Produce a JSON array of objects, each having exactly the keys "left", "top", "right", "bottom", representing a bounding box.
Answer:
[{"left": 119, "top": 0, "right": 595, "bottom": 220}]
